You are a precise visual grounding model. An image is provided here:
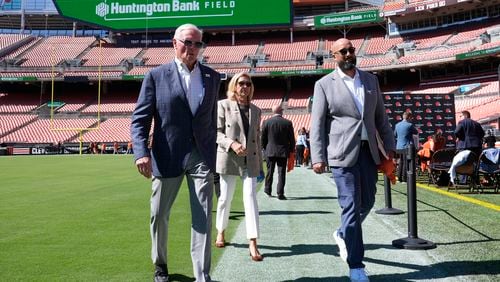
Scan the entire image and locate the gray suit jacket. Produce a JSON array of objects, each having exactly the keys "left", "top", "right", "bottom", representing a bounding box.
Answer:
[
  {"left": 216, "top": 99, "right": 263, "bottom": 177},
  {"left": 310, "top": 69, "right": 395, "bottom": 167},
  {"left": 131, "top": 61, "right": 221, "bottom": 177}
]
